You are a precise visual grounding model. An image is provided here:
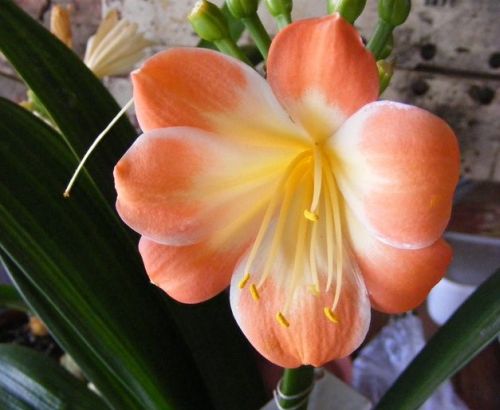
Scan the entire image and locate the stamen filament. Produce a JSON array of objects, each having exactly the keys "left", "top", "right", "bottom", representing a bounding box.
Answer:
[
  {"left": 323, "top": 156, "right": 344, "bottom": 310},
  {"left": 323, "top": 170, "right": 335, "bottom": 292},
  {"left": 63, "top": 97, "right": 134, "bottom": 197},
  {"left": 257, "top": 160, "right": 309, "bottom": 288},
  {"left": 242, "top": 151, "right": 311, "bottom": 281},
  {"left": 308, "top": 212, "right": 320, "bottom": 292},
  {"left": 283, "top": 173, "right": 311, "bottom": 313},
  {"left": 305, "top": 146, "right": 323, "bottom": 219}
]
